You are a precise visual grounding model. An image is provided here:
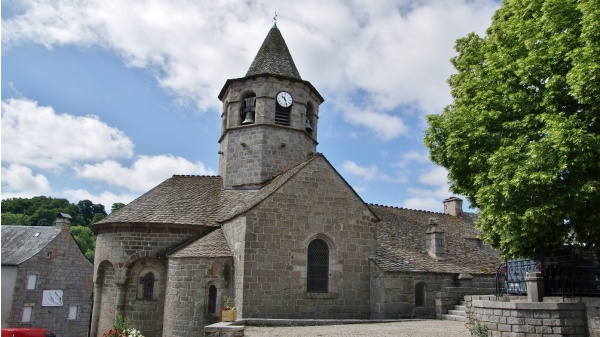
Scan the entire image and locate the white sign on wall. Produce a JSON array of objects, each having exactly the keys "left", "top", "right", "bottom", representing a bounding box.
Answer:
[{"left": 42, "top": 290, "right": 63, "bottom": 306}]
